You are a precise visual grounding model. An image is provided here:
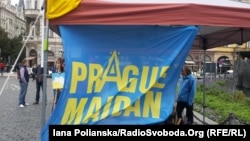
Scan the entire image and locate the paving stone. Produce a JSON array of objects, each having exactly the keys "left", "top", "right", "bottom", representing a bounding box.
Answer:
[{"left": 0, "top": 77, "right": 54, "bottom": 141}]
